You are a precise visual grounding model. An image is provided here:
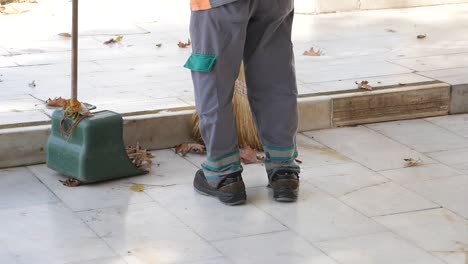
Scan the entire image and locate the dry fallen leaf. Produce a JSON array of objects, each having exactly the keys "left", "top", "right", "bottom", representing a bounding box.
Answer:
[
  {"left": 177, "top": 39, "right": 191, "bottom": 48},
  {"left": 58, "top": 33, "right": 72, "bottom": 38},
  {"left": 0, "top": 4, "right": 28, "bottom": 15},
  {"left": 126, "top": 142, "right": 154, "bottom": 172},
  {"left": 241, "top": 147, "right": 261, "bottom": 164},
  {"left": 417, "top": 34, "right": 427, "bottom": 39},
  {"left": 404, "top": 158, "right": 423, "bottom": 167},
  {"left": 60, "top": 178, "right": 81, "bottom": 187},
  {"left": 104, "top": 35, "right": 124, "bottom": 45},
  {"left": 175, "top": 143, "right": 206, "bottom": 156},
  {"left": 303, "top": 47, "right": 323, "bottom": 56},
  {"left": 130, "top": 184, "right": 145, "bottom": 192},
  {"left": 257, "top": 154, "right": 265, "bottom": 161},
  {"left": 156, "top": 43, "right": 162, "bottom": 48},
  {"left": 46, "top": 97, "right": 68, "bottom": 107},
  {"left": 356, "top": 80, "right": 373, "bottom": 90},
  {"left": 295, "top": 159, "right": 303, "bottom": 164},
  {"left": 28, "top": 80, "right": 36, "bottom": 88}
]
